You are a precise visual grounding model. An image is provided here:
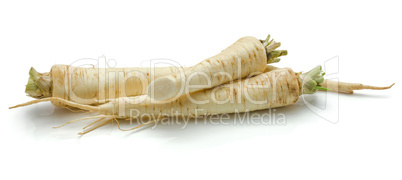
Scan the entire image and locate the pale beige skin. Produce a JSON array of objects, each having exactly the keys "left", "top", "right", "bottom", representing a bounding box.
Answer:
[
  {"left": 104, "top": 68, "right": 300, "bottom": 118},
  {"left": 11, "top": 67, "right": 394, "bottom": 135},
  {"left": 50, "top": 65, "right": 192, "bottom": 106},
  {"left": 148, "top": 36, "right": 268, "bottom": 101},
  {"left": 49, "top": 64, "right": 278, "bottom": 107},
  {"left": 13, "top": 66, "right": 287, "bottom": 135},
  {"left": 29, "top": 36, "right": 285, "bottom": 107},
  {"left": 12, "top": 68, "right": 301, "bottom": 134},
  {"left": 42, "top": 68, "right": 393, "bottom": 117},
  {"left": 321, "top": 80, "right": 394, "bottom": 94},
  {"left": 15, "top": 68, "right": 299, "bottom": 116}
]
